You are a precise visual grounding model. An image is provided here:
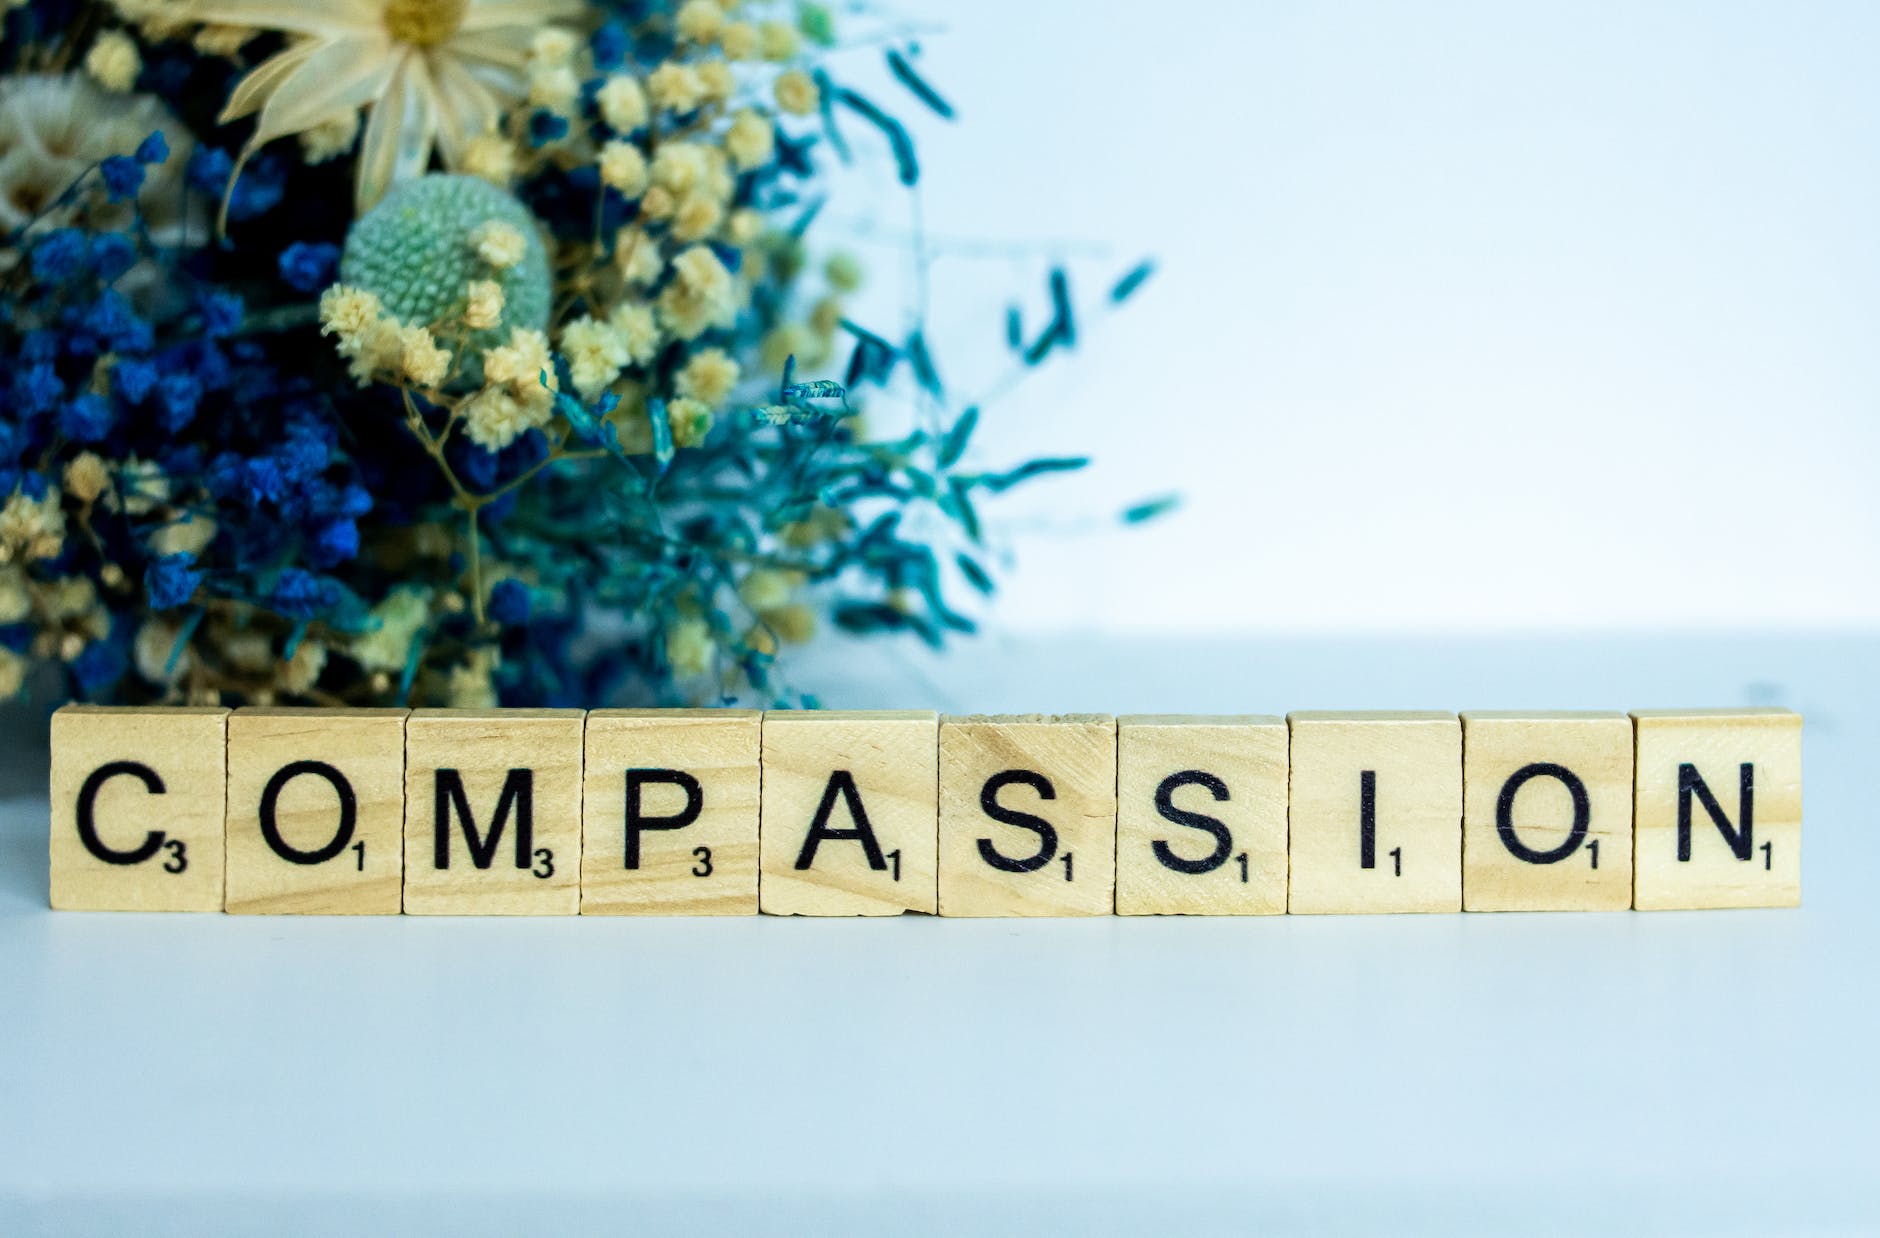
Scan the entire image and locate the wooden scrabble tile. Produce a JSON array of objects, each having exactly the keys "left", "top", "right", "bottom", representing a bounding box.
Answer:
[
  {"left": 582, "top": 709, "right": 761, "bottom": 915},
  {"left": 759, "top": 711, "right": 937, "bottom": 916},
  {"left": 50, "top": 704, "right": 229, "bottom": 912},
  {"left": 1115, "top": 715, "right": 1287, "bottom": 916},
  {"left": 224, "top": 708, "right": 408, "bottom": 915},
  {"left": 1631, "top": 708, "right": 1801, "bottom": 910},
  {"left": 938, "top": 715, "right": 1117, "bottom": 917},
  {"left": 402, "top": 709, "right": 584, "bottom": 915},
  {"left": 1287, "top": 711, "right": 1461, "bottom": 914},
  {"left": 1461, "top": 711, "right": 1633, "bottom": 912}
]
